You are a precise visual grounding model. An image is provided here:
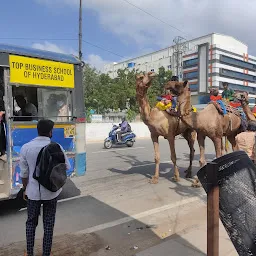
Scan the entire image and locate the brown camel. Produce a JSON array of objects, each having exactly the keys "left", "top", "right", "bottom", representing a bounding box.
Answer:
[
  {"left": 136, "top": 72, "right": 196, "bottom": 183},
  {"left": 165, "top": 80, "right": 243, "bottom": 173},
  {"left": 234, "top": 91, "right": 256, "bottom": 121}
]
